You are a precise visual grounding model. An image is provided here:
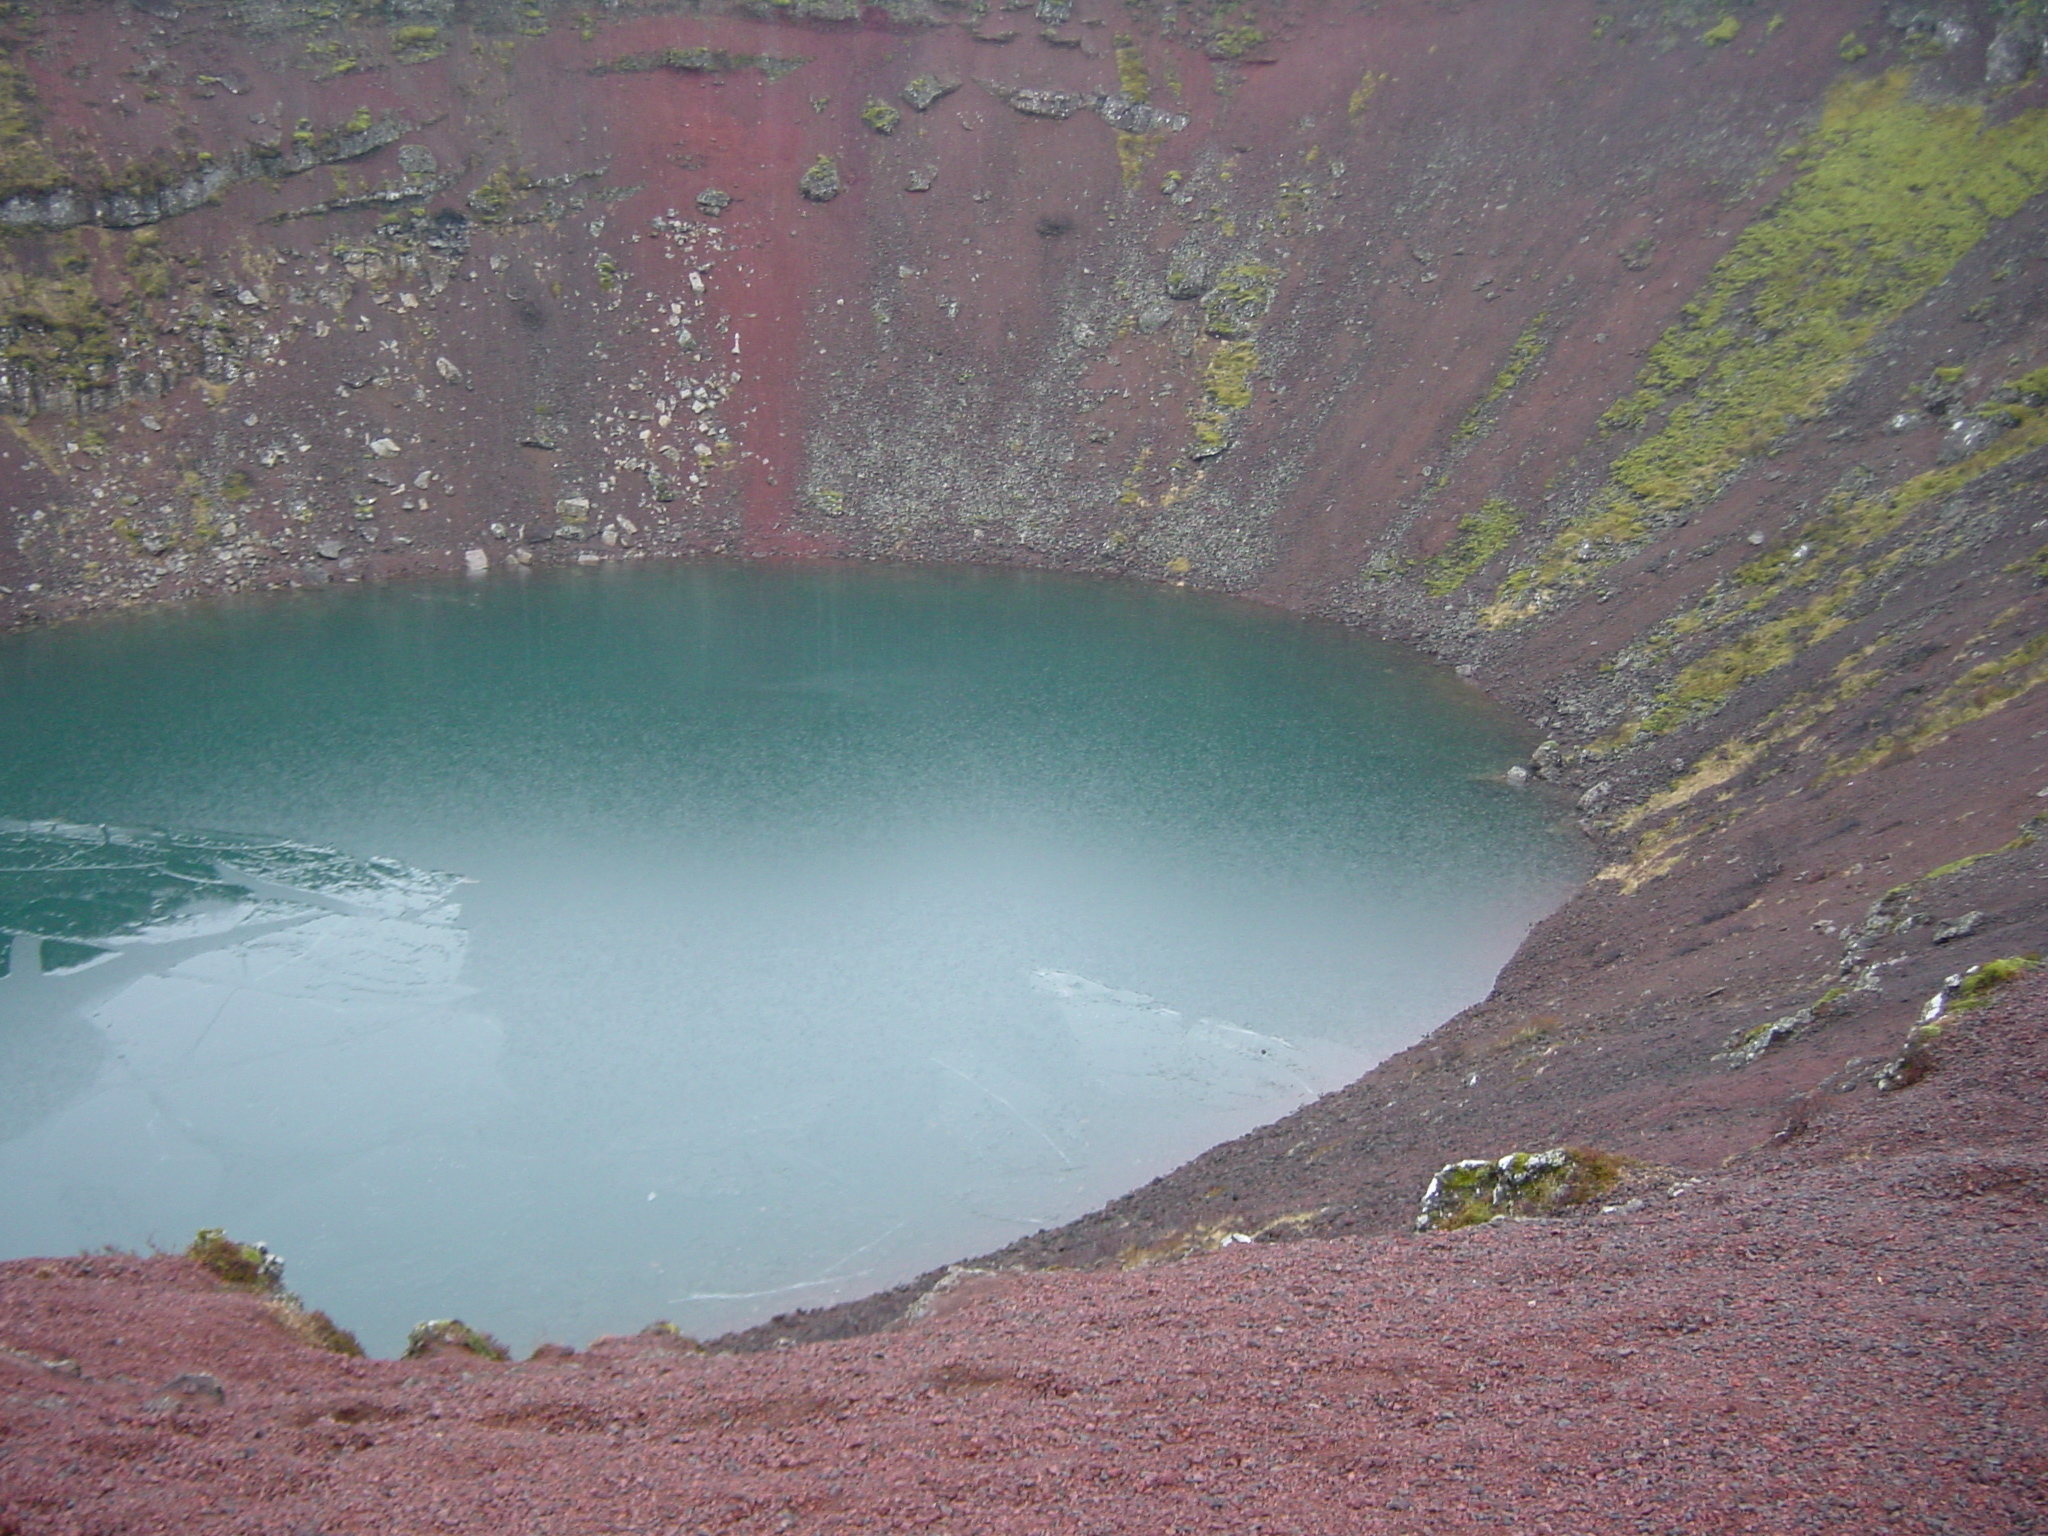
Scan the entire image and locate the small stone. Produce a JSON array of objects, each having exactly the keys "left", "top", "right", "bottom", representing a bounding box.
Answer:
[
  {"left": 315, "top": 541, "right": 343, "bottom": 560},
  {"left": 1505, "top": 764, "right": 1530, "bottom": 784},
  {"left": 434, "top": 356, "right": 462, "bottom": 381},
  {"left": 901, "top": 75, "right": 961, "bottom": 112},
  {"left": 367, "top": 437, "right": 402, "bottom": 458},
  {"left": 1003, "top": 87, "right": 1083, "bottom": 119},
  {"left": 1746, "top": 531, "right": 1766, "bottom": 545},
  {"left": 1938, "top": 416, "right": 2004, "bottom": 464},
  {"left": 1164, "top": 262, "right": 1210, "bottom": 301},
  {"left": 696, "top": 188, "right": 732, "bottom": 216},
  {"left": 463, "top": 548, "right": 489, "bottom": 575},
  {"left": 1931, "top": 911, "right": 1983, "bottom": 945},
  {"left": 144, "top": 1373, "right": 224, "bottom": 1412}
]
